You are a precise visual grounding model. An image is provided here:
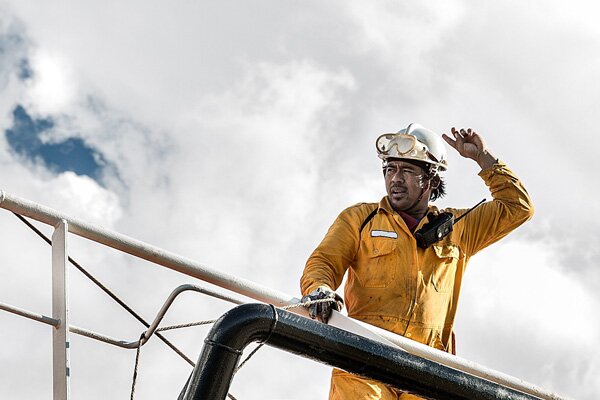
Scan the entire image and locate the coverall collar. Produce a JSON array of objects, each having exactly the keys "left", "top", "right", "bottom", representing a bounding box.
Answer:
[{"left": 379, "top": 196, "right": 440, "bottom": 234}]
